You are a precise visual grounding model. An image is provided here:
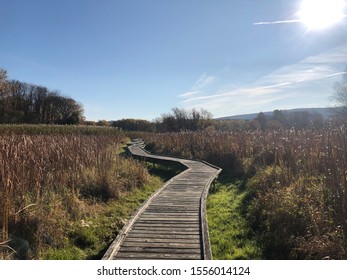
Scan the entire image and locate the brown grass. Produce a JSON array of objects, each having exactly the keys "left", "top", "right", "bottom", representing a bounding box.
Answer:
[
  {"left": 0, "top": 133, "right": 148, "bottom": 259},
  {"left": 140, "top": 127, "right": 347, "bottom": 259}
]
